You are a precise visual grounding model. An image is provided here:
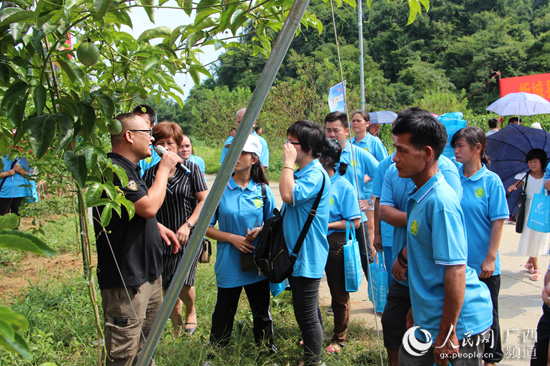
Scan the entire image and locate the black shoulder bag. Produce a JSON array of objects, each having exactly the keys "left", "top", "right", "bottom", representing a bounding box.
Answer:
[
  {"left": 515, "top": 173, "right": 529, "bottom": 234},
  {"left": 254, "top": 175, "right": 326, "bottom": 283}
]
